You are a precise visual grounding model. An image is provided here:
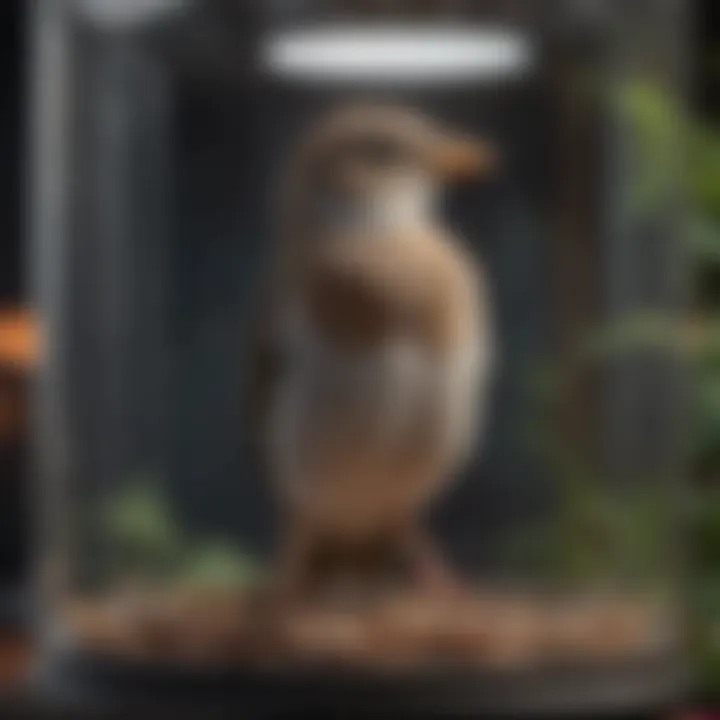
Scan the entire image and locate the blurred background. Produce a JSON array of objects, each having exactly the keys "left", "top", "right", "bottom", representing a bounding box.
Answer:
[
  {"left": 0, "top": 0, "right": 28, "bottom": 619},
  {"left": 1, "top": 0, "right": 720, "bottom": 715}
]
